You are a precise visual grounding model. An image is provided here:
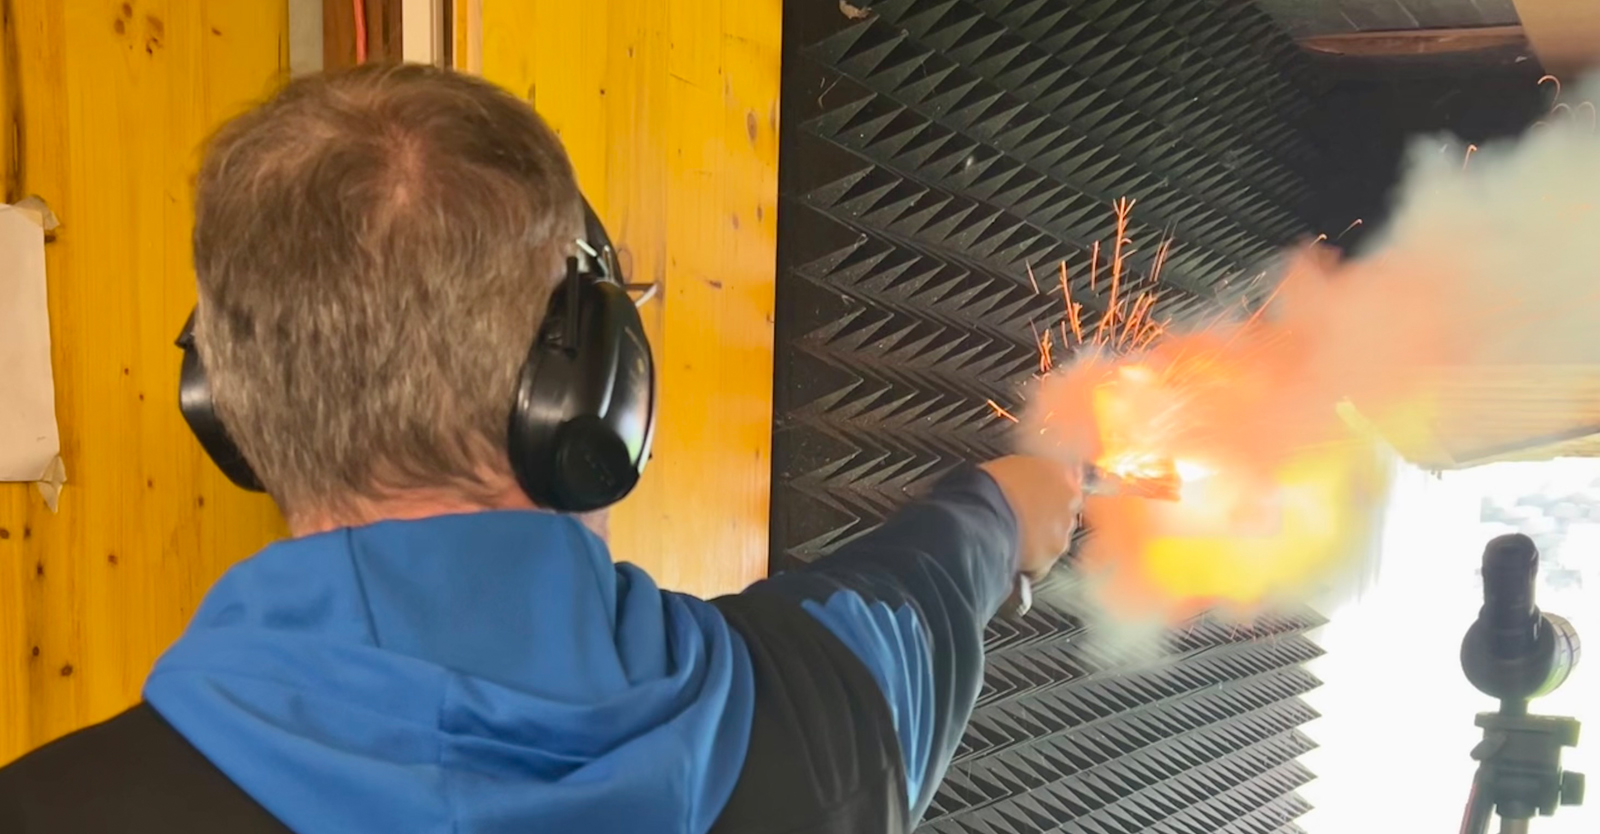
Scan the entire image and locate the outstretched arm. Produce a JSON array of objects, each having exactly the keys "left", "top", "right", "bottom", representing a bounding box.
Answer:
[{"left": 751, "top": 457, "right": 1081, "bottom": 820}]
